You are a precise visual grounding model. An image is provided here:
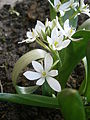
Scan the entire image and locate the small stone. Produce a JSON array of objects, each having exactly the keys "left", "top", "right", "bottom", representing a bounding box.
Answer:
[{"left": 0, "top": 47, "right": 3, "bottom": 51}]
